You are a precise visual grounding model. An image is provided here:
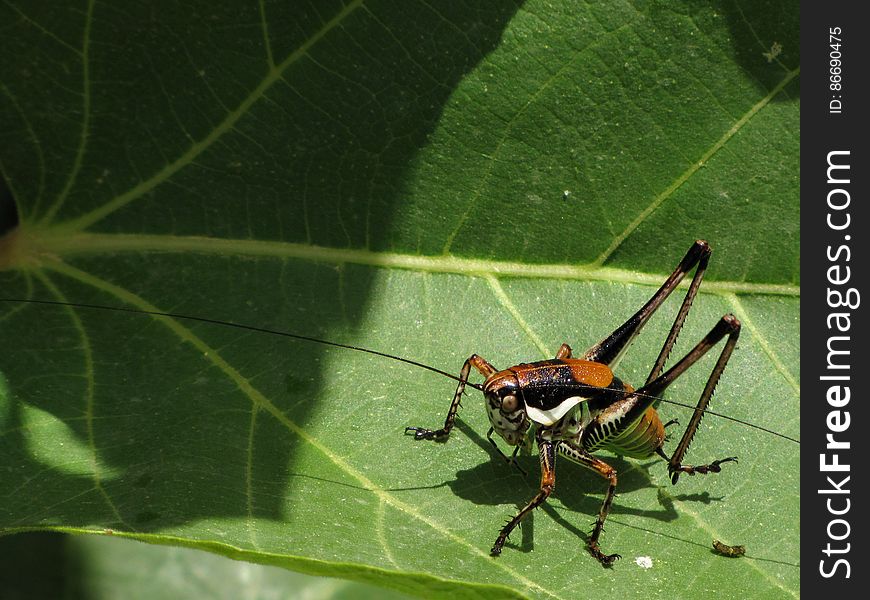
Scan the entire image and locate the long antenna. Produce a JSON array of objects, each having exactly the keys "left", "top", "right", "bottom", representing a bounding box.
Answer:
[
  {"left": 0, "top": 297, "right": 481, "bottom": 390},
  {"left": 620, "top": 393, "right": 797, "bottom": 444},
  {"left": 0, "top": 297, "right": 800, "bottom": 443}
]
